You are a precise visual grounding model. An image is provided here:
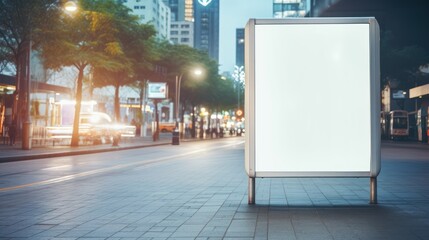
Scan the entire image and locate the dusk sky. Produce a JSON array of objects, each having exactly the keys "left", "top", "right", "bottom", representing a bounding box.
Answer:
[{"left": 219, "top": 0, "right": 272, "bottom": 73}]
